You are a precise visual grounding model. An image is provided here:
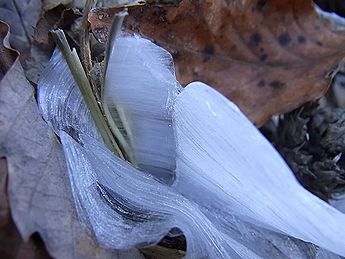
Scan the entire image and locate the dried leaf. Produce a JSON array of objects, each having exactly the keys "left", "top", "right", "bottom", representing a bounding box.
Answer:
[
  {"left": 264, "top": 102, "right": 345, "bottom": 201},
  {"left": 0, "top": 158, "right": 9, "bottom": 226},
  {"left": 0, "top": 157, "right": 20, "bottom": 258},
  {"left": 0, "top": 21, "right": 142, "bottom": 259},
  {"left": 0, "top": 158, "right": 52, "bottom": 259},
  {"left": 0, "top": 0, "right": 52, "bottom": 83},
  {"left": 141, "top": 246, "right": 185, "bottom": 259},
  {"left": 0, "top": 24, "right": 51, "bottom": 254},
  {"left": 0, "top": 22, "right": 17, "bottom": 237},
  {"left": 89, "top": 7, "right": 125, "bottom": 43},
  {"left": 43, "top": 0, "right": 73, "bottom": 11},
  {"left": 0, "top": 0, "right": 41, "bottom": 52},
  {"left": 0, "top": 21, "right": 18, "bottom": 80},
  {"left": 29, "top": 7, "right": 81, "bottom": 83},
  {"left": 33, "top": 6, "right": 81, "bottom": 48},
  {"left": 89, "top": 0, "right": 345, "bottom": 125}
]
